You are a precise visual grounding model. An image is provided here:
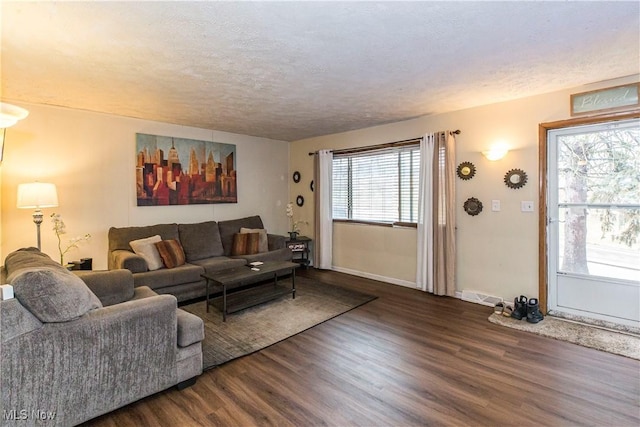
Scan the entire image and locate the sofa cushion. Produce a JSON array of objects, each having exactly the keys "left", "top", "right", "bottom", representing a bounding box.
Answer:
[
  {"left": 155, "top": 239, "right": 186, "bottom": 269},
  {"left": 108, "top": 223, "right": 179, "bottom": 252},
  {"left": 5, "top": 247, "right": 63, "bottom": 282},
  {"left": 74, "top": 269, "right": 135, "bottom": 306},
  {"left": 240, "top": 227, "right": 268, "bottom": 253},
  {"left": 190, "top": 256, "right": 247, "bottom": 276},
  {"left": 132, "top": 263, "right": 204, "bottom": 290},
  {"left": 218, "top": 216, "right": 265, "bottom": 256},
  {"left": 11, "top": 267, "right": 102, "bottom": 323},
  {"left": 232, "top": 247, "right": 293, "bottom": 264},
  {"left": 178, "top": 221, "right": 224, "bottom": 261},
  {"left": 231, "top": 232, "right": 260, "bottom": 256},
  {"left": 130, "top": 235, "right": 164, "bottom": 271}
]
